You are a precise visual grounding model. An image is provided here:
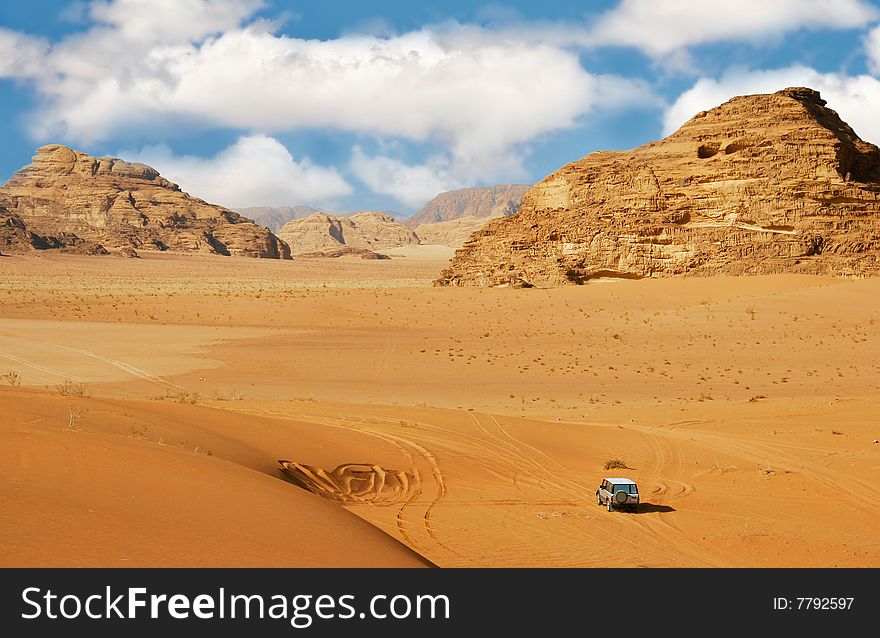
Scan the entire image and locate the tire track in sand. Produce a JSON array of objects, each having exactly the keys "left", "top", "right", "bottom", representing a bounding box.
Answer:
[{"left": 278, "top": 412, "right": 453, "bottom": 553}]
